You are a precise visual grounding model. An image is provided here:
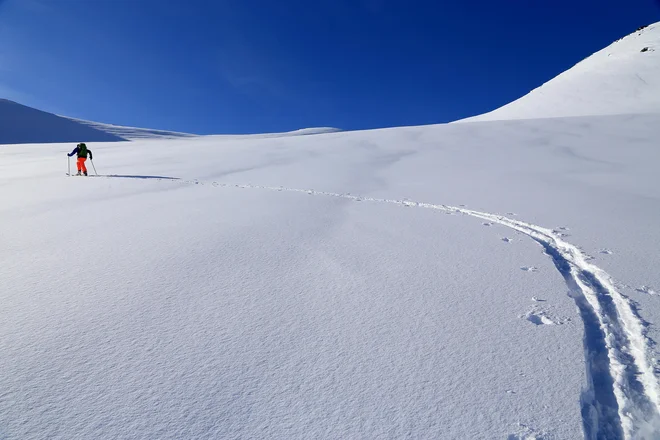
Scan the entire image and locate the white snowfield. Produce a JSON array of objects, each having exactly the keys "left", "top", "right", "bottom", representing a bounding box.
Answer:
[
  {"left": 459, "top": 23, "right": 660, "bottom": 122},
  {"left": 2, "top": 23, "right": 660, "bottom": 440}
]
